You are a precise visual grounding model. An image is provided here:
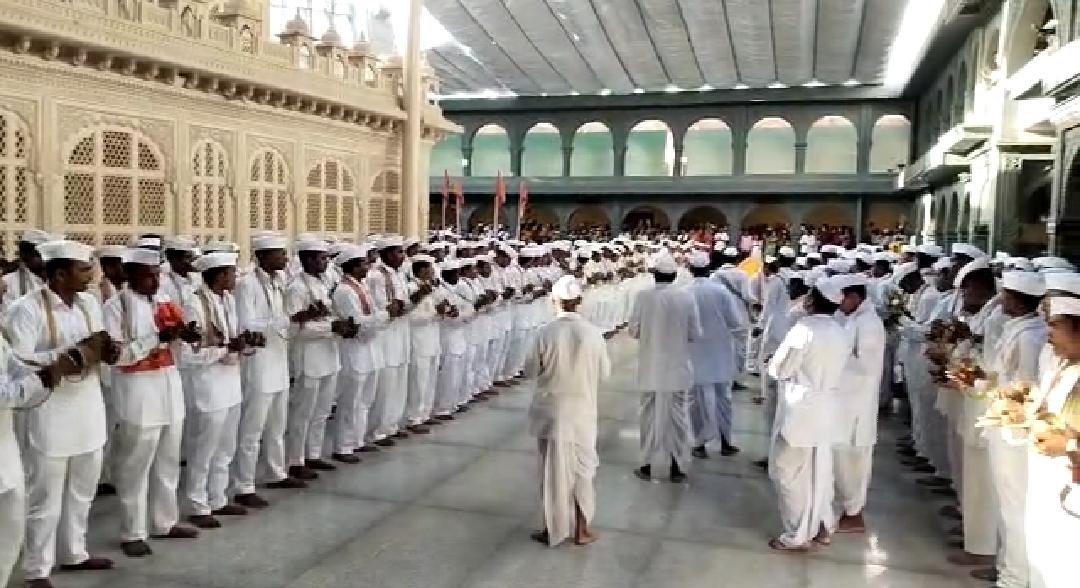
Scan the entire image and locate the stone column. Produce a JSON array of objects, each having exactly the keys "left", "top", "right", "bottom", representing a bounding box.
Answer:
[
  {"left": 994, "top": 154, "right": 1024, "bottom": 255},
  {"left": 399, "top": 0, "right": 424, "bottom": 238},
  {"left": 561, "top": 133, "right": 574, "bottom": 177},
  {"left": 732, "top": 133, "right": 748, "bottom": 176},
  {"left": 461, "top": 145, "right": 473, "bottom": 177},
  {"left": 854, "top": 196, "right": 865, "bottom": 243},
  {"left": 794, "top": 142, "right": 808, "bottom": 174}
]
